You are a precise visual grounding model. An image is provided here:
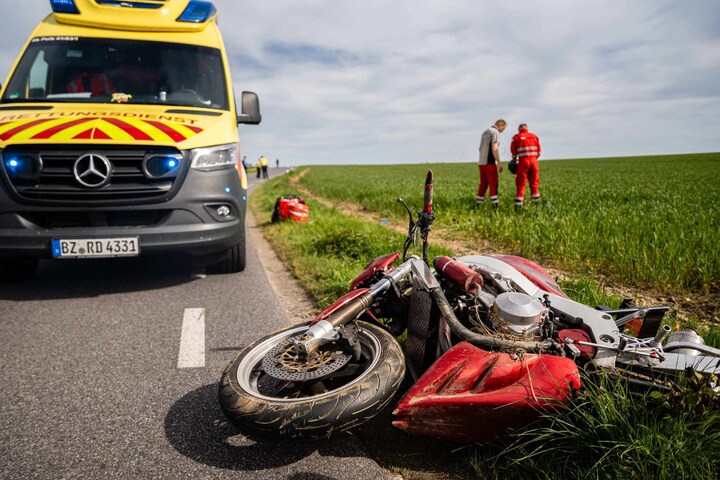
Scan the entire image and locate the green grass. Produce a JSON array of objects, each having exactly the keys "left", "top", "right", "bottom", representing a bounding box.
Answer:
[
  {"left": 468, "top": 372, "right": 720, "bottom": 480},
  {"left": 298, "top": 153, "right": 720, "bottom": 294},
  {"left": 252, "top": 169, "right": 720, "bottom": 480},
  {"left": 251, "top": 171, "right": 451, "bottom": 308}
]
